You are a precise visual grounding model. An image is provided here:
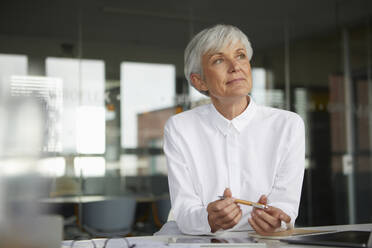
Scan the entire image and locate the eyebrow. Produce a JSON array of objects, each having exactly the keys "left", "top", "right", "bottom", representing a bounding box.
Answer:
[
  {"left": 208, "top": 47, "right": 246, "bottom": 58},
  {"left": 207, "top": 52, "right": 223, "bottom": 59}
]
